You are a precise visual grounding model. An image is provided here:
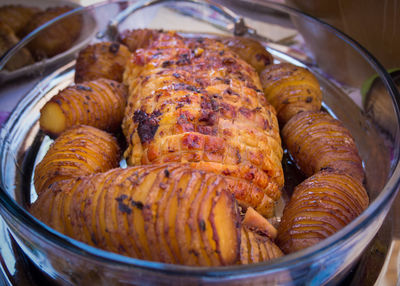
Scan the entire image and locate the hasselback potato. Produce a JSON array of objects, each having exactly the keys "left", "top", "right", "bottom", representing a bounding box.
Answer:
[
  {"left": 122, "top": 31, "right": 283, "bottom": 216},
  {"left": 240, "top": 226, "right": 283, "bottom": 264},
  {"left": 22, "top": 6, "right": 82, "bottom": 59},
  {"left": 75, "top": 42, "right": 131, "bottom": 83},
  {"left": 118, "top": 28, "right": 161, "bottom": 52},
  {"left": 276, "top": 170, "right": 369, "bottom": 254},
  {"left": 282, "top": 111, "right": 364, "bottom": 183},
  {"left": 220, "top": 37, "right": 274, "bottom": 74},
  {"left": 260, "top": 63, "right": 322, "bottom": 124},
  {"left": 0, "top": 21, "right": 34, "bottom": 71},
  {"left": 31, "top": 164, "right": 241, "bottom": 266},
  {"left": 39, "top": 78, "right": 127, "bottom": 137},
  {"left": 0, "top": 5, "right": 40, "bottom": 36},
  {"left": 34, "top": 125, "right": 120, "bottom": 194}
]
